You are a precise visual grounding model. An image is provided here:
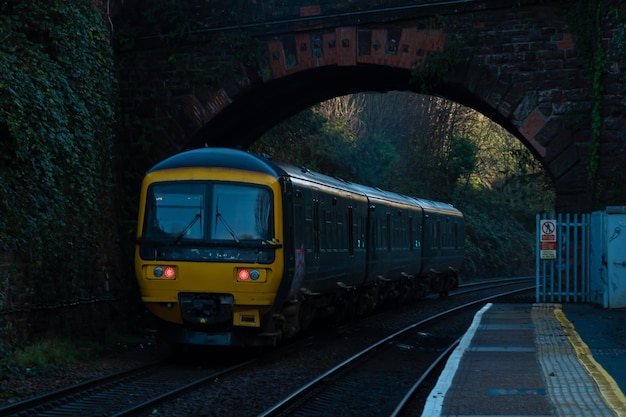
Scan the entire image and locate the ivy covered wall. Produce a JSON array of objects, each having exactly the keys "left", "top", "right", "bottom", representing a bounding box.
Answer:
[{"left": 0, "top": 1, "right": 119, "bottom": 340}]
